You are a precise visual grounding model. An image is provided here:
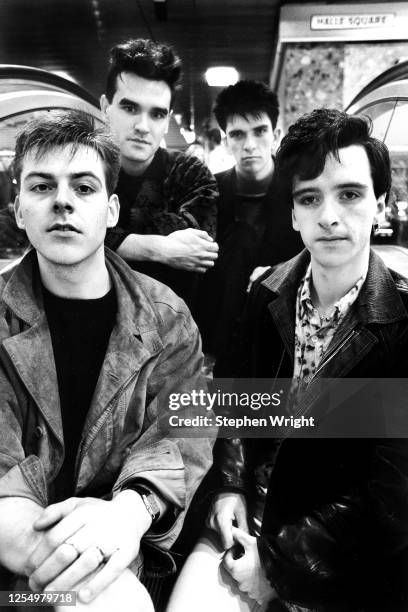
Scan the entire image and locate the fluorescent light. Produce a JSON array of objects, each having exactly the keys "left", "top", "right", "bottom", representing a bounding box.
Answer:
[
  {"left": 52, "top": 70, "right": 77, "bottom": 83},
  {"left": 205, "top": 67, "right": 239, "bottom": 87}
]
